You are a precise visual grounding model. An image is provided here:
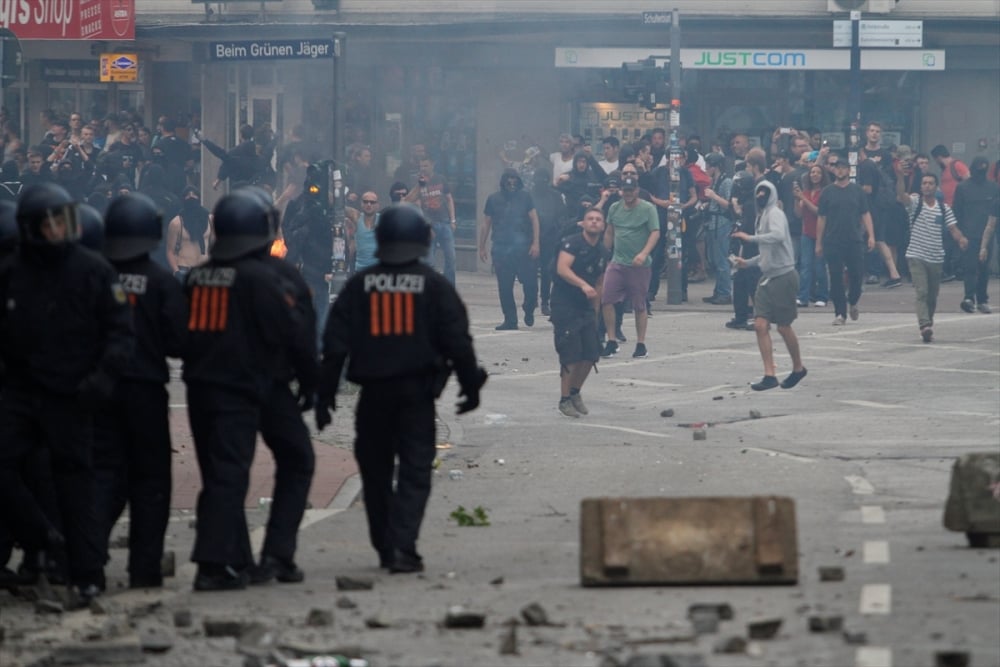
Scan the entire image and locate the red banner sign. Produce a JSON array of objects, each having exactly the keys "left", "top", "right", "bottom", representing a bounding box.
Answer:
[{"left": 1, "top": 0, "right": 135, "bottom": 40}]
